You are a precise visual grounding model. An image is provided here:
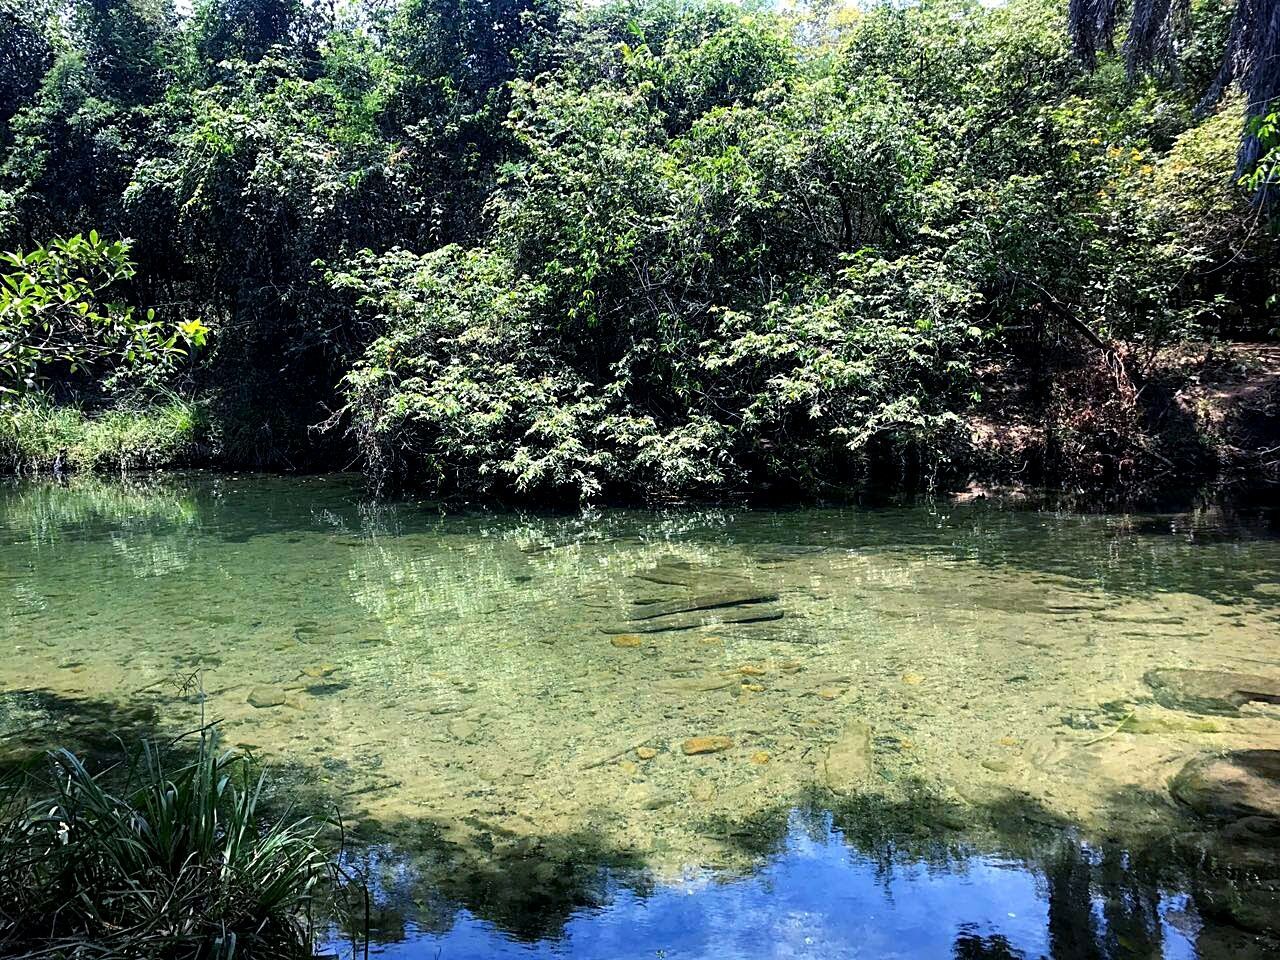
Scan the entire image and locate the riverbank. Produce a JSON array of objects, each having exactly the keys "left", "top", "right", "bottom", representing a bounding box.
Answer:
[
  {"left": 965, "top": 341, "right": 1280, "bottom": 506},
  {"left": 4, "top": 341, "right": 1276, "bottom": 507}
]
